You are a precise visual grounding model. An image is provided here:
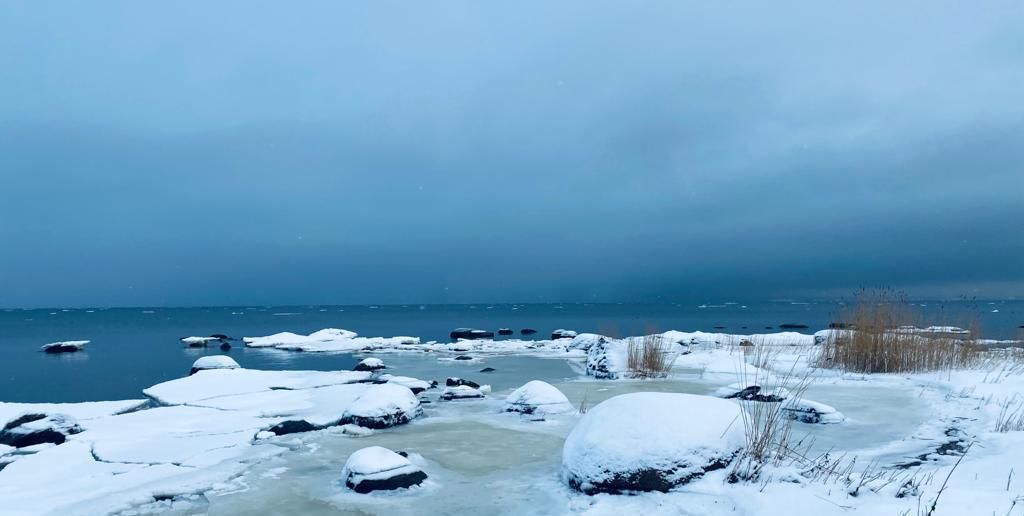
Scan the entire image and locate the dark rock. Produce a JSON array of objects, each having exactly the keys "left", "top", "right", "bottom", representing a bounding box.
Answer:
[
  {"left": 268, "top": 420, "right": 318, "bottom": 436},
  {"left": 764, "top": 326, "right": 774, "bottom": 330},
  {"left": 497, "top": 328, "right": 514, "bottom": 336},
  {"left": 0, "top": 413, "right": 82, "bottom": 448},
  {"left": 454, "top": 355, "right": 473, "bottom": 361},
  {"left": 353, "top": 358, "right": 386, "bottom": 372},
  {"left": 445, "top": 377, "right": 480, "bottom": 389},
  {"left": 219, "top": 342, "right": 232, "bottom": 351},
  {"left": 567, "top": 458, "right": 731, "bottom": 495},
  {"left": 713, "top": 326, "right": 726, "bottom": 330},
  {"left": 738, "top": 339, "right": 754, "bottom": 347},
  {"left": 829, "top": 322, "right": 852, "bottom": 329},
  {"left": 450, "top": 328, "right": 494, "bottom": 340},
  {"left": 479, "top": 367, "right": 496, "bottom": 373},
  {"left": 209, "top": 334, "right": 232, "bottom": 340},
  {"left": 520, "top": 328, "right": 538, "bottom": 335},
  {"left": 778, "top": 323, "right": 809, "bottom": 329},
  {"left": 348, "top": 470, "right": 427, "bottom": 493}
]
